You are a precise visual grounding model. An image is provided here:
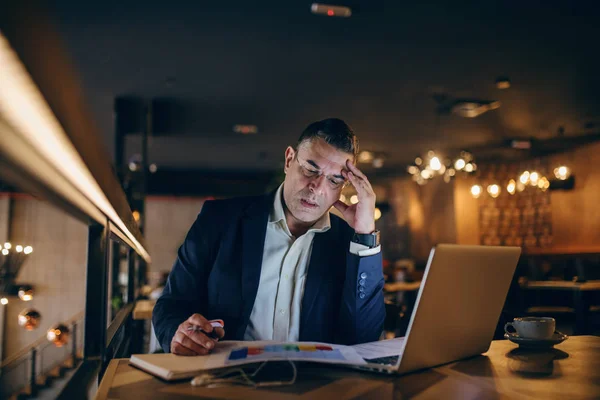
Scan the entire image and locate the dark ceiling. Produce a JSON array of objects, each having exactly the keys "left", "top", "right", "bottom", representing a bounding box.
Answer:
[{"left": 48, "top": 0, "right": 600, "bottom": 176}]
